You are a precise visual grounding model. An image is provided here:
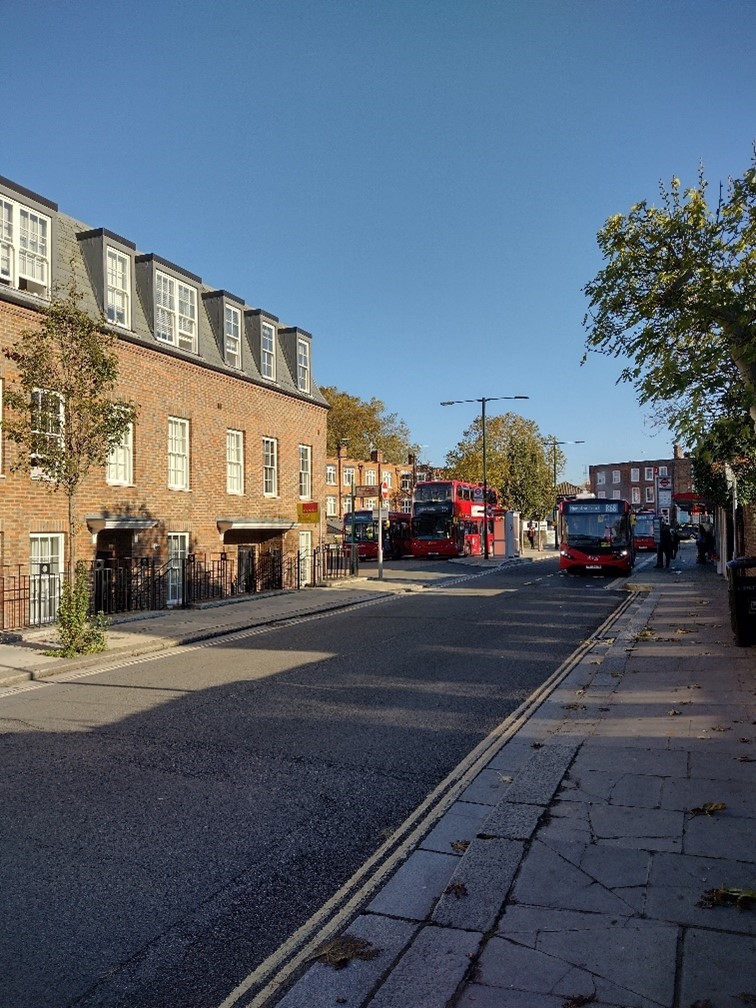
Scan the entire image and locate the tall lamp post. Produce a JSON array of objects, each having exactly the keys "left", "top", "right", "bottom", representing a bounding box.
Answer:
[
  {"left": 440, "top": 395, "right": 530, "bottom": 559},
  {"left": 543, "top": 438, "right": 585, "bottom": 549}
]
